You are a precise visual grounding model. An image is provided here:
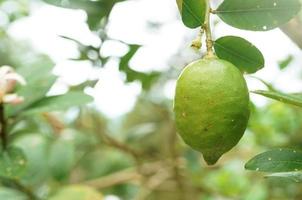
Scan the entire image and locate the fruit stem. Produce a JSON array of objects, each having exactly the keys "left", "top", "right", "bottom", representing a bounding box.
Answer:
[{"left": 204, "top": 0, "right": 215, "bottom": 57}]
